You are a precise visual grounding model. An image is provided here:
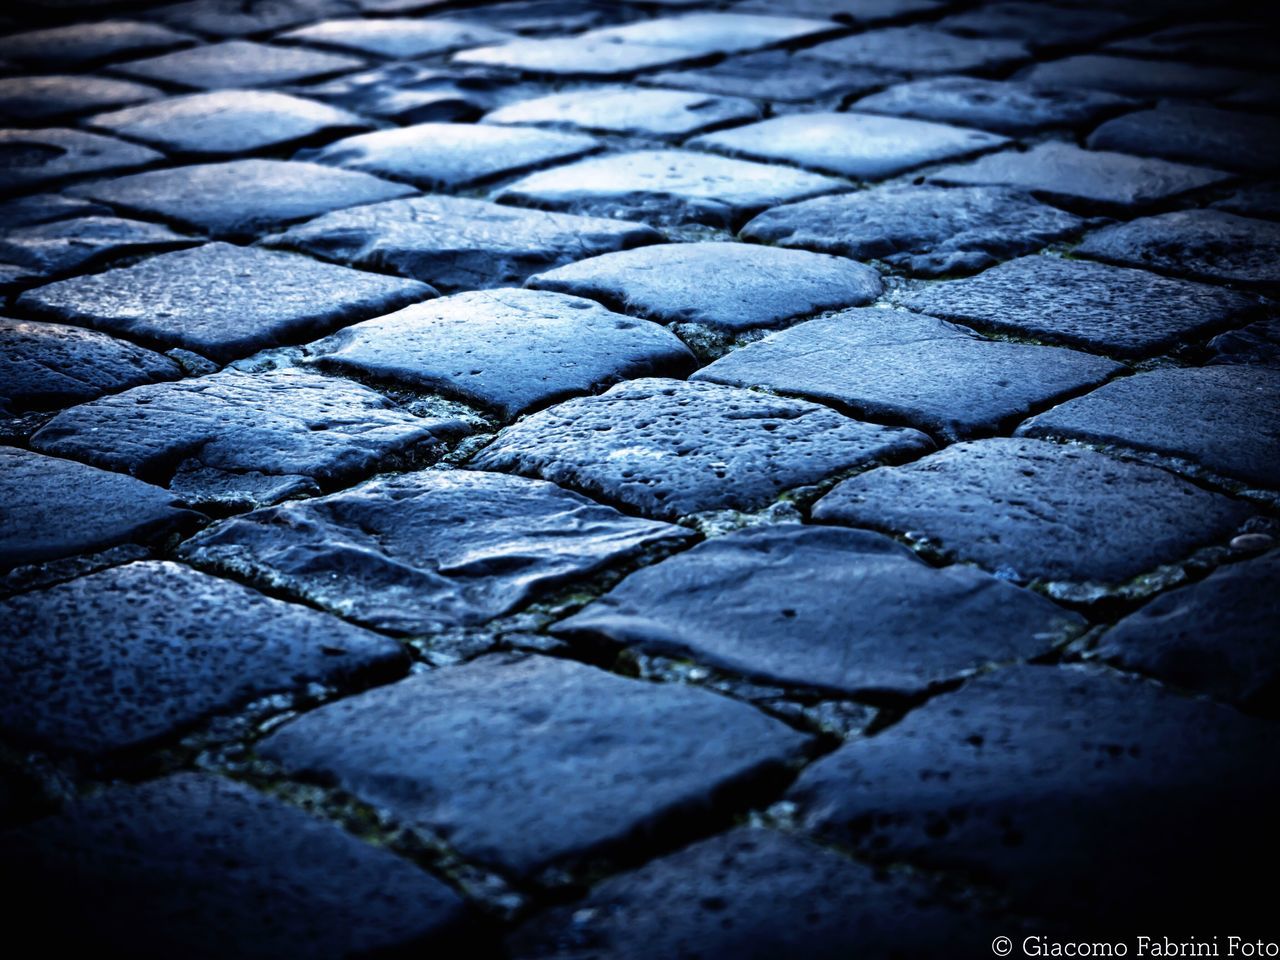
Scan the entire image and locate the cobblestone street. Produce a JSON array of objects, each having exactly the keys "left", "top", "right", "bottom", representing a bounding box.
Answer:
[{"left": 1, "top": 0, "right": 1279, "bottom": 955}]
